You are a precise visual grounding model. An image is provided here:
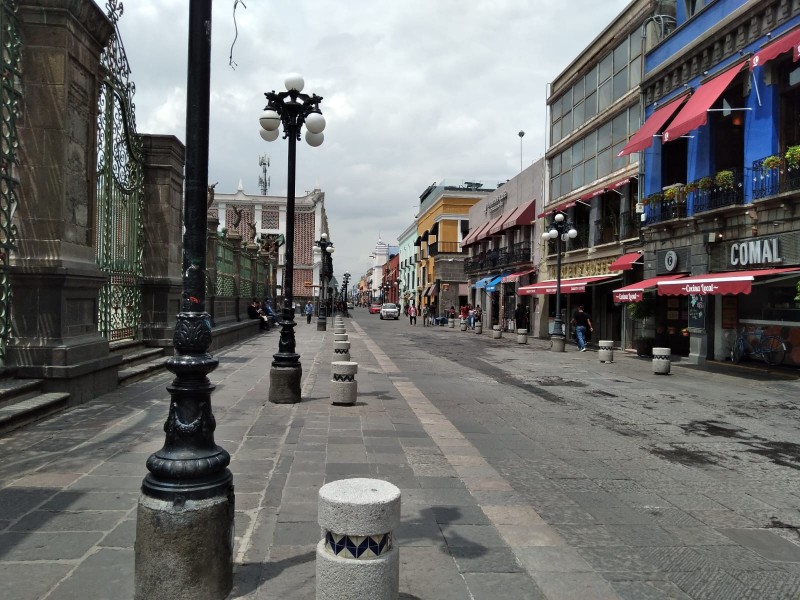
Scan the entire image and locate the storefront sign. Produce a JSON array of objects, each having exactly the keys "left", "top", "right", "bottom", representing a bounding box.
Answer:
[
  {"left": 728, "top": 237, "right": 781, "bottom": 267},
  {"left": 613, "top": 291, "right": 642, "bottom": 302}
]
